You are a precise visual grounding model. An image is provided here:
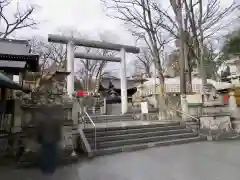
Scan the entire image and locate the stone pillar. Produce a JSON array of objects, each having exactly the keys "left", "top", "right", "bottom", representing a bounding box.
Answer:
[
  {"left": 120, "top": 48, "right": 128, "bottom": 114},
  {"left": 103, "top": 97, "right": 106, "bottom": 114},
  {"left": 152, "top": 63, "right": 157, "bottom": 108},
  {"left": 72, "top": 101, "right": 80, "bottom": 126},
  {"left": 181, "top": 94, "right": 189, "bottom": 121},
  {"left": 67, "top": 41, "right": 74, "bottom": 98},
  {"left": 229, "top": 91, "right": 237, "bottom": 114},
  {"left": 228, "top": 90, "right": 240, "bottom": 132},
  {"left": 12, "top": 99, "right": 22, "bottom": 133}
]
